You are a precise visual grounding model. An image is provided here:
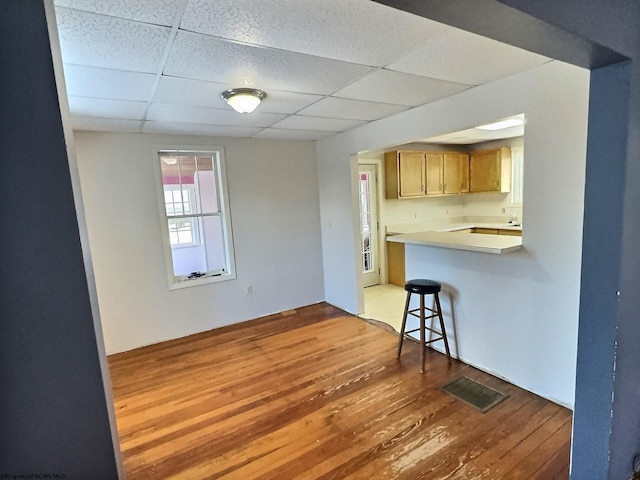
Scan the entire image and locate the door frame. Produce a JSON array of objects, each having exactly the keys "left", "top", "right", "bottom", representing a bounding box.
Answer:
[{"left": 357, "top": 163, "right": 381, "bottom": 287}]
